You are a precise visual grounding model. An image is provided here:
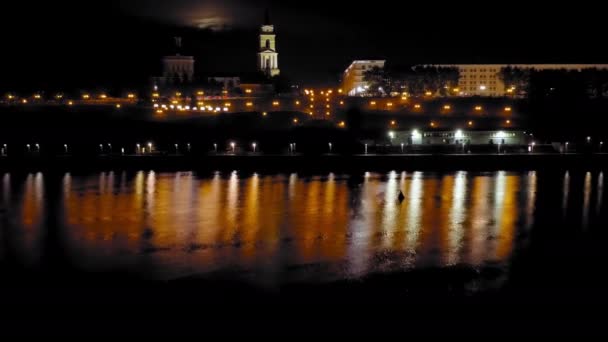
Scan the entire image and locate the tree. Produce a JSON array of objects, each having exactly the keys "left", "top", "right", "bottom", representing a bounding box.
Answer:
[
  {"left": 397, "top": 66, "right": 459, "bottom": 97},
  {"left": 363, "top": 66, "right": 390, "bottom": 97},
  {"left": 498, "top": 67, "right": 531, "bottom": 97}
]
